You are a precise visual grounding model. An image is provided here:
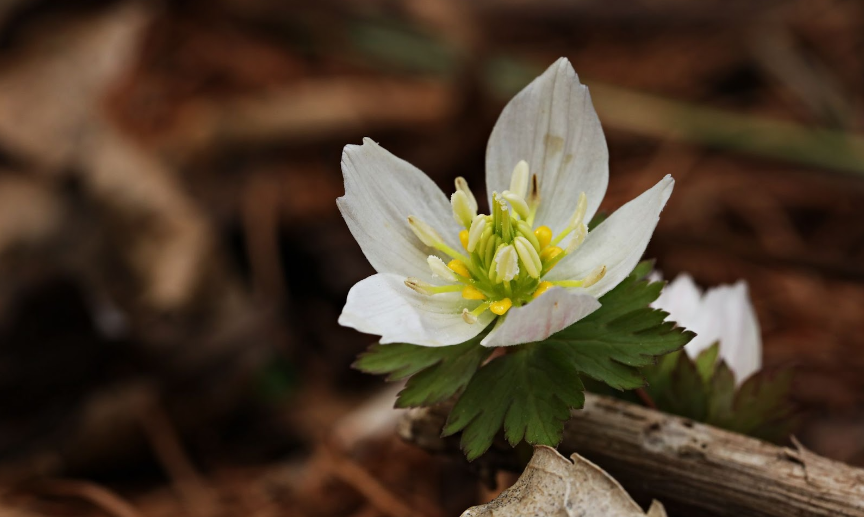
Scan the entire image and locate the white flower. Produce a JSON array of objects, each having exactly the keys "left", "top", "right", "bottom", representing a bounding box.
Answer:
[
  {"left": 652, "top": 274, "right": 762, "bottom": 383},
  {"left": 338, "top": 58, "right": 674, "bottom": 348}
]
